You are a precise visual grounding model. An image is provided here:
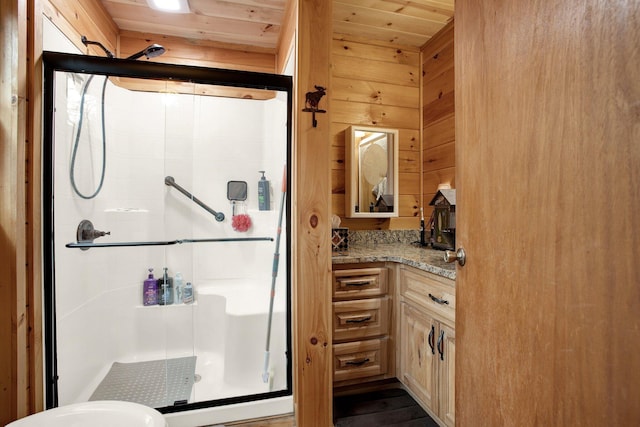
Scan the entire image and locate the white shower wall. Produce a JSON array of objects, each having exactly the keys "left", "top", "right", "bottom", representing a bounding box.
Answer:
[{"left": 46, "top": 19, "right": 289, "bottom": 406}]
